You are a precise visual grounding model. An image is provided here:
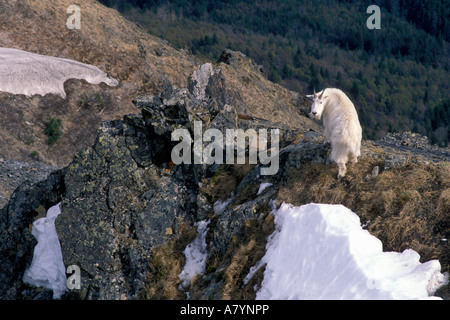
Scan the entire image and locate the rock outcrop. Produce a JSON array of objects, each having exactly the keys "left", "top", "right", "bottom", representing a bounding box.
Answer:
[
  {"left": 0, "top": 60, "right": 312, "bottom": 299},
  {"left": 1, "top": 60, "right": 449, "bottom": 299},
  {"left": 0, "top": 0, "right": 201, "bottom": 166},
  {"left": 0, "top": 158, "right": 58, "bottom": 209},
  {"left": 0, "top": 0, "right": 318, "bottom": 167}
]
